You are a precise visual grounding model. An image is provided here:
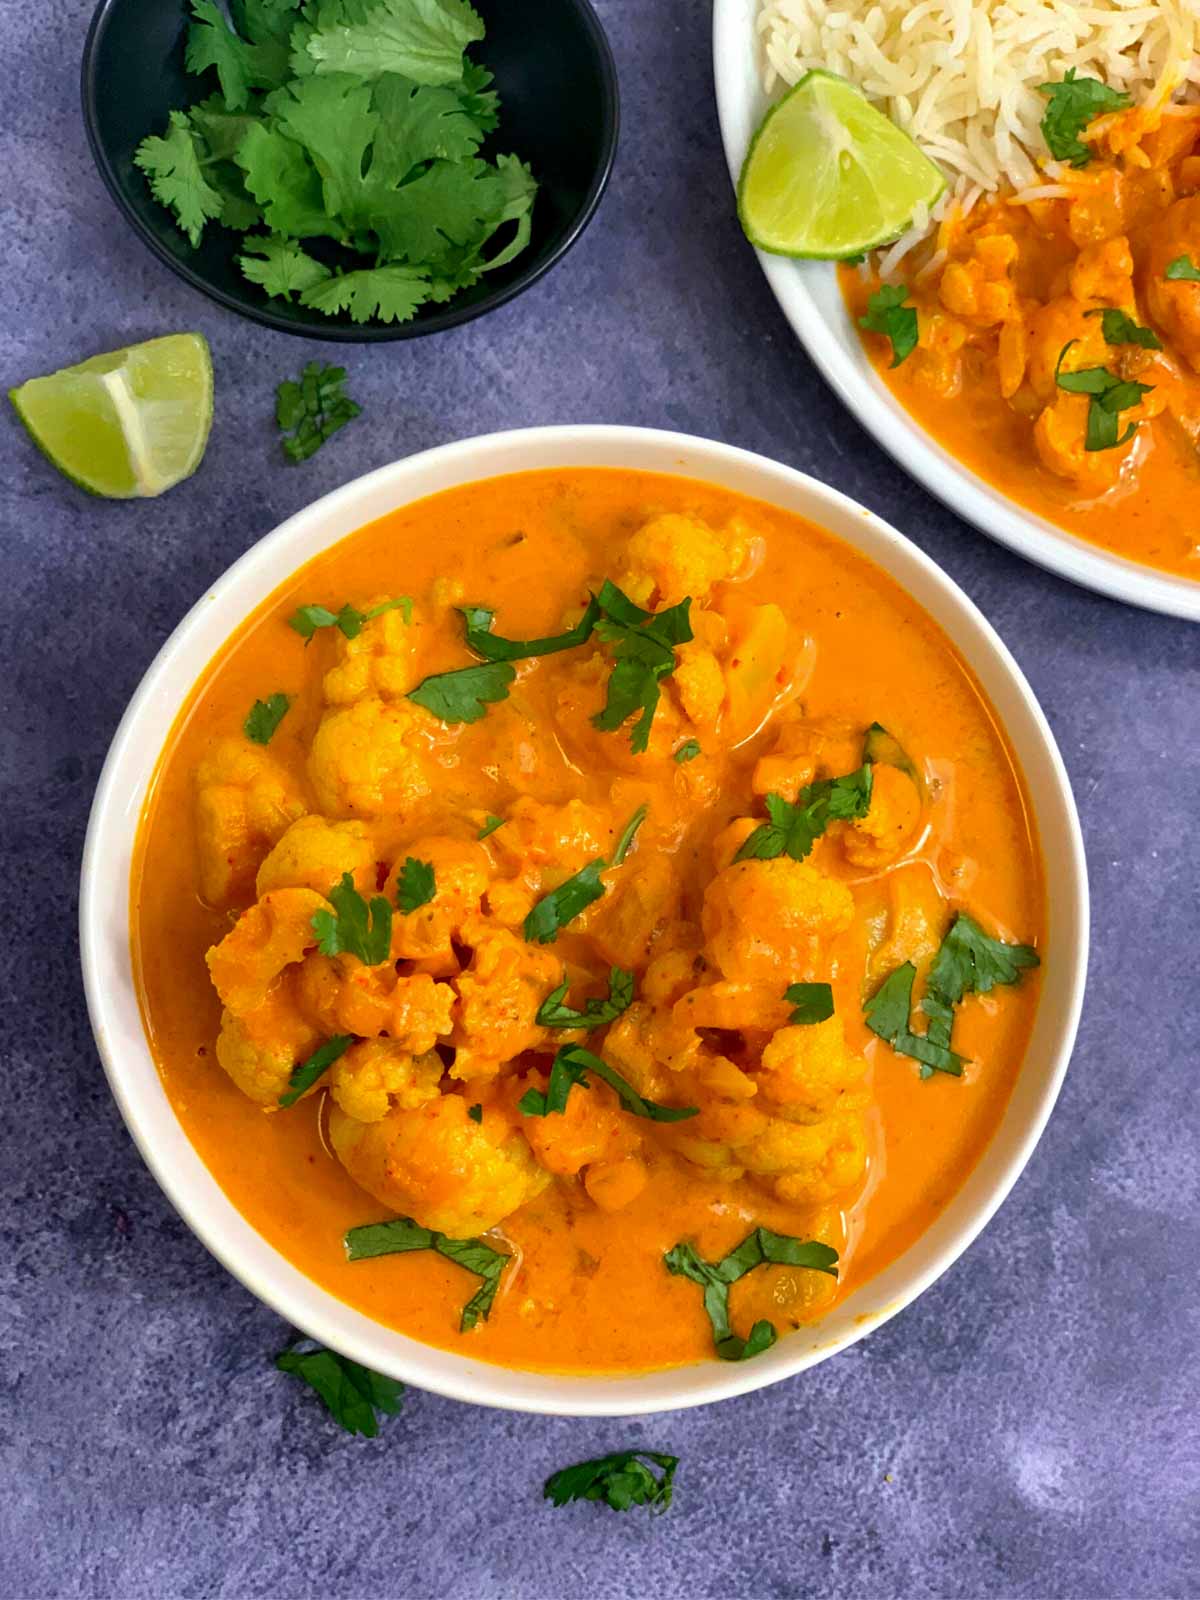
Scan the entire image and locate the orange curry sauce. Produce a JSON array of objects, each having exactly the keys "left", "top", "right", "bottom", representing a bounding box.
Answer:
[
  {"left": 131, "top": 468, "right": 1044, "bottom": 1374},
  {"left": 844, "top": 105, "right": 1200, "bottom": 579}
]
